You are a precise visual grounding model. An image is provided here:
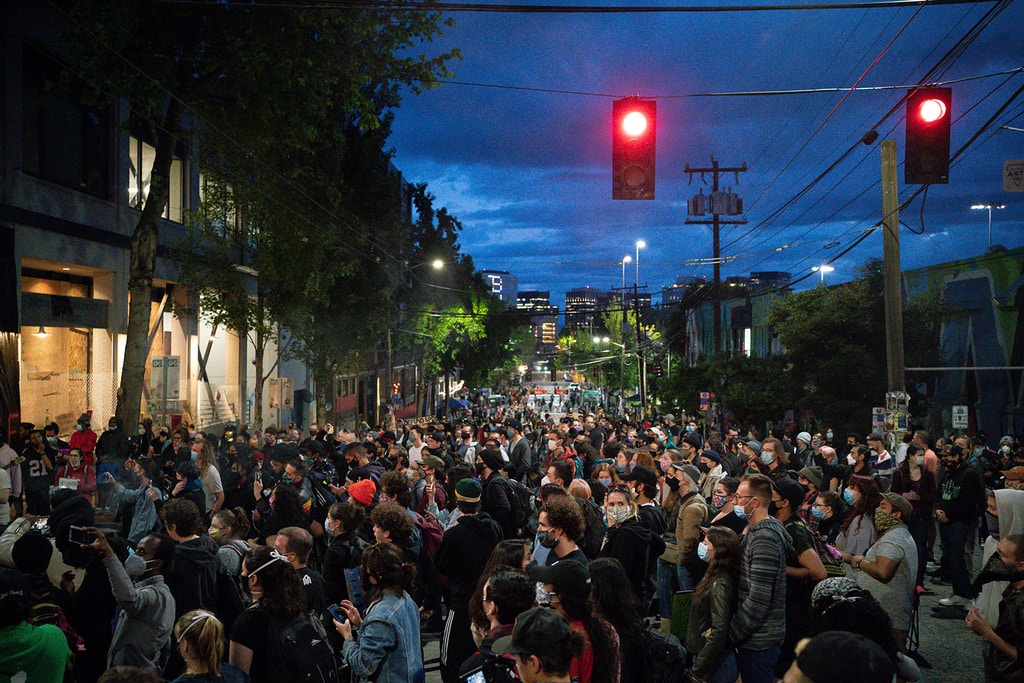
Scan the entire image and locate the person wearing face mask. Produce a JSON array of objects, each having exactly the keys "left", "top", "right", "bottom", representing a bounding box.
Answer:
[
  {"left": 536, "top": 496, "right": 589, "bottom": 566},
  {"left": 685, "top": 526, "right": 741, "bottom": 683},
  {"left": 698, "top": 450, "right": 726, "bottom": 500},
  {"left": 935, "top": 442, "right": 986, "bottom": 607},
  {"left": 43, "top": 423, "right": 69, "bottom": 457},
  {"left": 836, "top": 475, "right": 880, "bottom": 558},
  {"left": 974, "top": 490, "right": 1024, "bottom": 635},
  {"left": 708, "top": 476, "right": 746, "bottom": 534},
  {"left": 889, "top": 443, "right": 936, "bottom": 587},
  {"left": 655, "top": 461, "right": 709, "bottom": 632},
  {"left": 54, "top": 447, "right": 96, "bottom": 502},
  {"left": 209, "top": 507, "right": 252, "bottom": 577},
  {"left": 477, "top": 449, "right": 516, "bottom": 539},
  {"left": 727, "top": 474, "right": 792, "bottom": 683},
  {"left": 457, "top": 426, "right": 479, "bottom": 465},
  {"left": 85, "top": 527, "right": 176, "bottom": 673},
  {"left": 967, "top": 533, "right": 1024, "bottom": 681},
  {"left": 758, "top": 438, "right": 791, "bottom": 484},
  {"left": 95, "top": 417, "right": 129, "bottom": 512},
  {"left": 68, "top": 413, "right": 97, "bottom": 467},
  {"left": 597, "top": 483, "right": 665, "bottom": 606},
  {"left": 591, "top": 463, "right": 621, "bottom": 493},
  {"left": 842, "top": 443, "right": 877, "bottom": 488},
  {"left": 810, "top": 491, "right": 843, "bottom": 544},
  {"left": 840, "top": 493, "right": 918, "bottom": 651}
]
